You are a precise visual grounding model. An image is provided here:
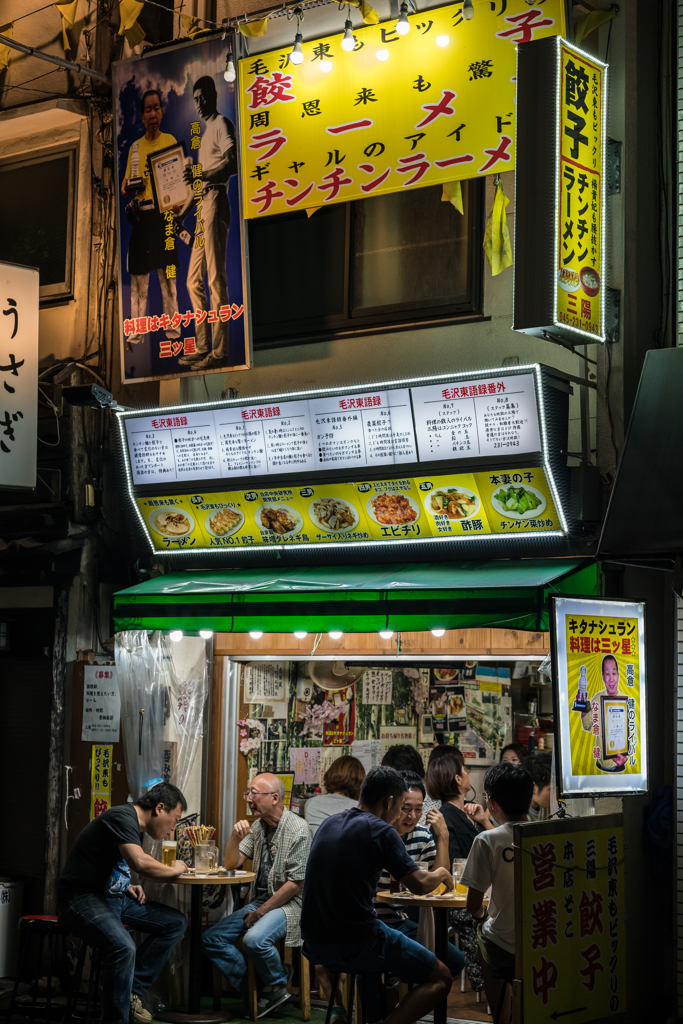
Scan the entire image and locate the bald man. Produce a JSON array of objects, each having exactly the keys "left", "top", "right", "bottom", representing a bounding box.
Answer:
[{"left": 202, "top": 773, "right": 312, "bottom": 1017}]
